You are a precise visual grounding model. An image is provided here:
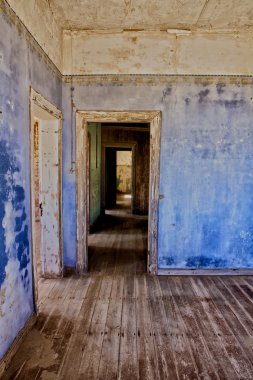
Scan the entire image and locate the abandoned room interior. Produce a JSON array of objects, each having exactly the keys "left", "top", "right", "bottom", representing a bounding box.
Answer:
[{"left": 1, "top": 0, "right": 253, "bottom": 378}]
